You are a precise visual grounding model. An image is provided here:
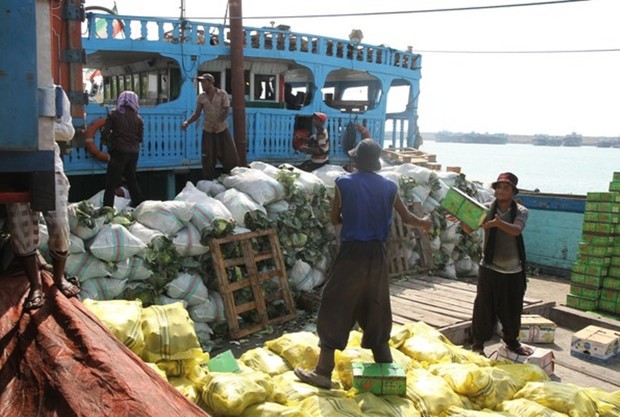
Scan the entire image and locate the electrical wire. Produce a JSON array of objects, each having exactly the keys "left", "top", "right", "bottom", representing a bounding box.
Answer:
[{"left": 187, "top": 0, "right": 589, "bottom": 20}]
